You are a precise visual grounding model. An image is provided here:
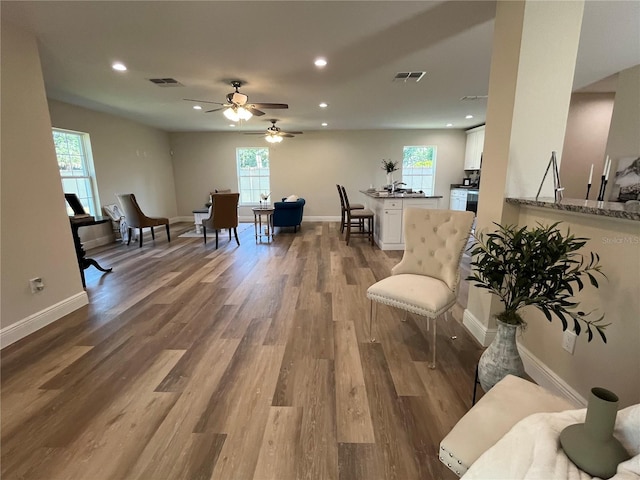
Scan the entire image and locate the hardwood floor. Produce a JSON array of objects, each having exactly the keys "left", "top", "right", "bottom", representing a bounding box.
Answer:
[{"left": 1, "top": 221, "right": 483, "bottom": 480}]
